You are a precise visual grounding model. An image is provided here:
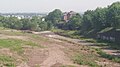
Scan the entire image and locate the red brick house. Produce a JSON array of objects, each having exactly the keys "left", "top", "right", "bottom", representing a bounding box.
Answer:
[{"left": 62, "top": 11, "right": 76, "bottom": 22}]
